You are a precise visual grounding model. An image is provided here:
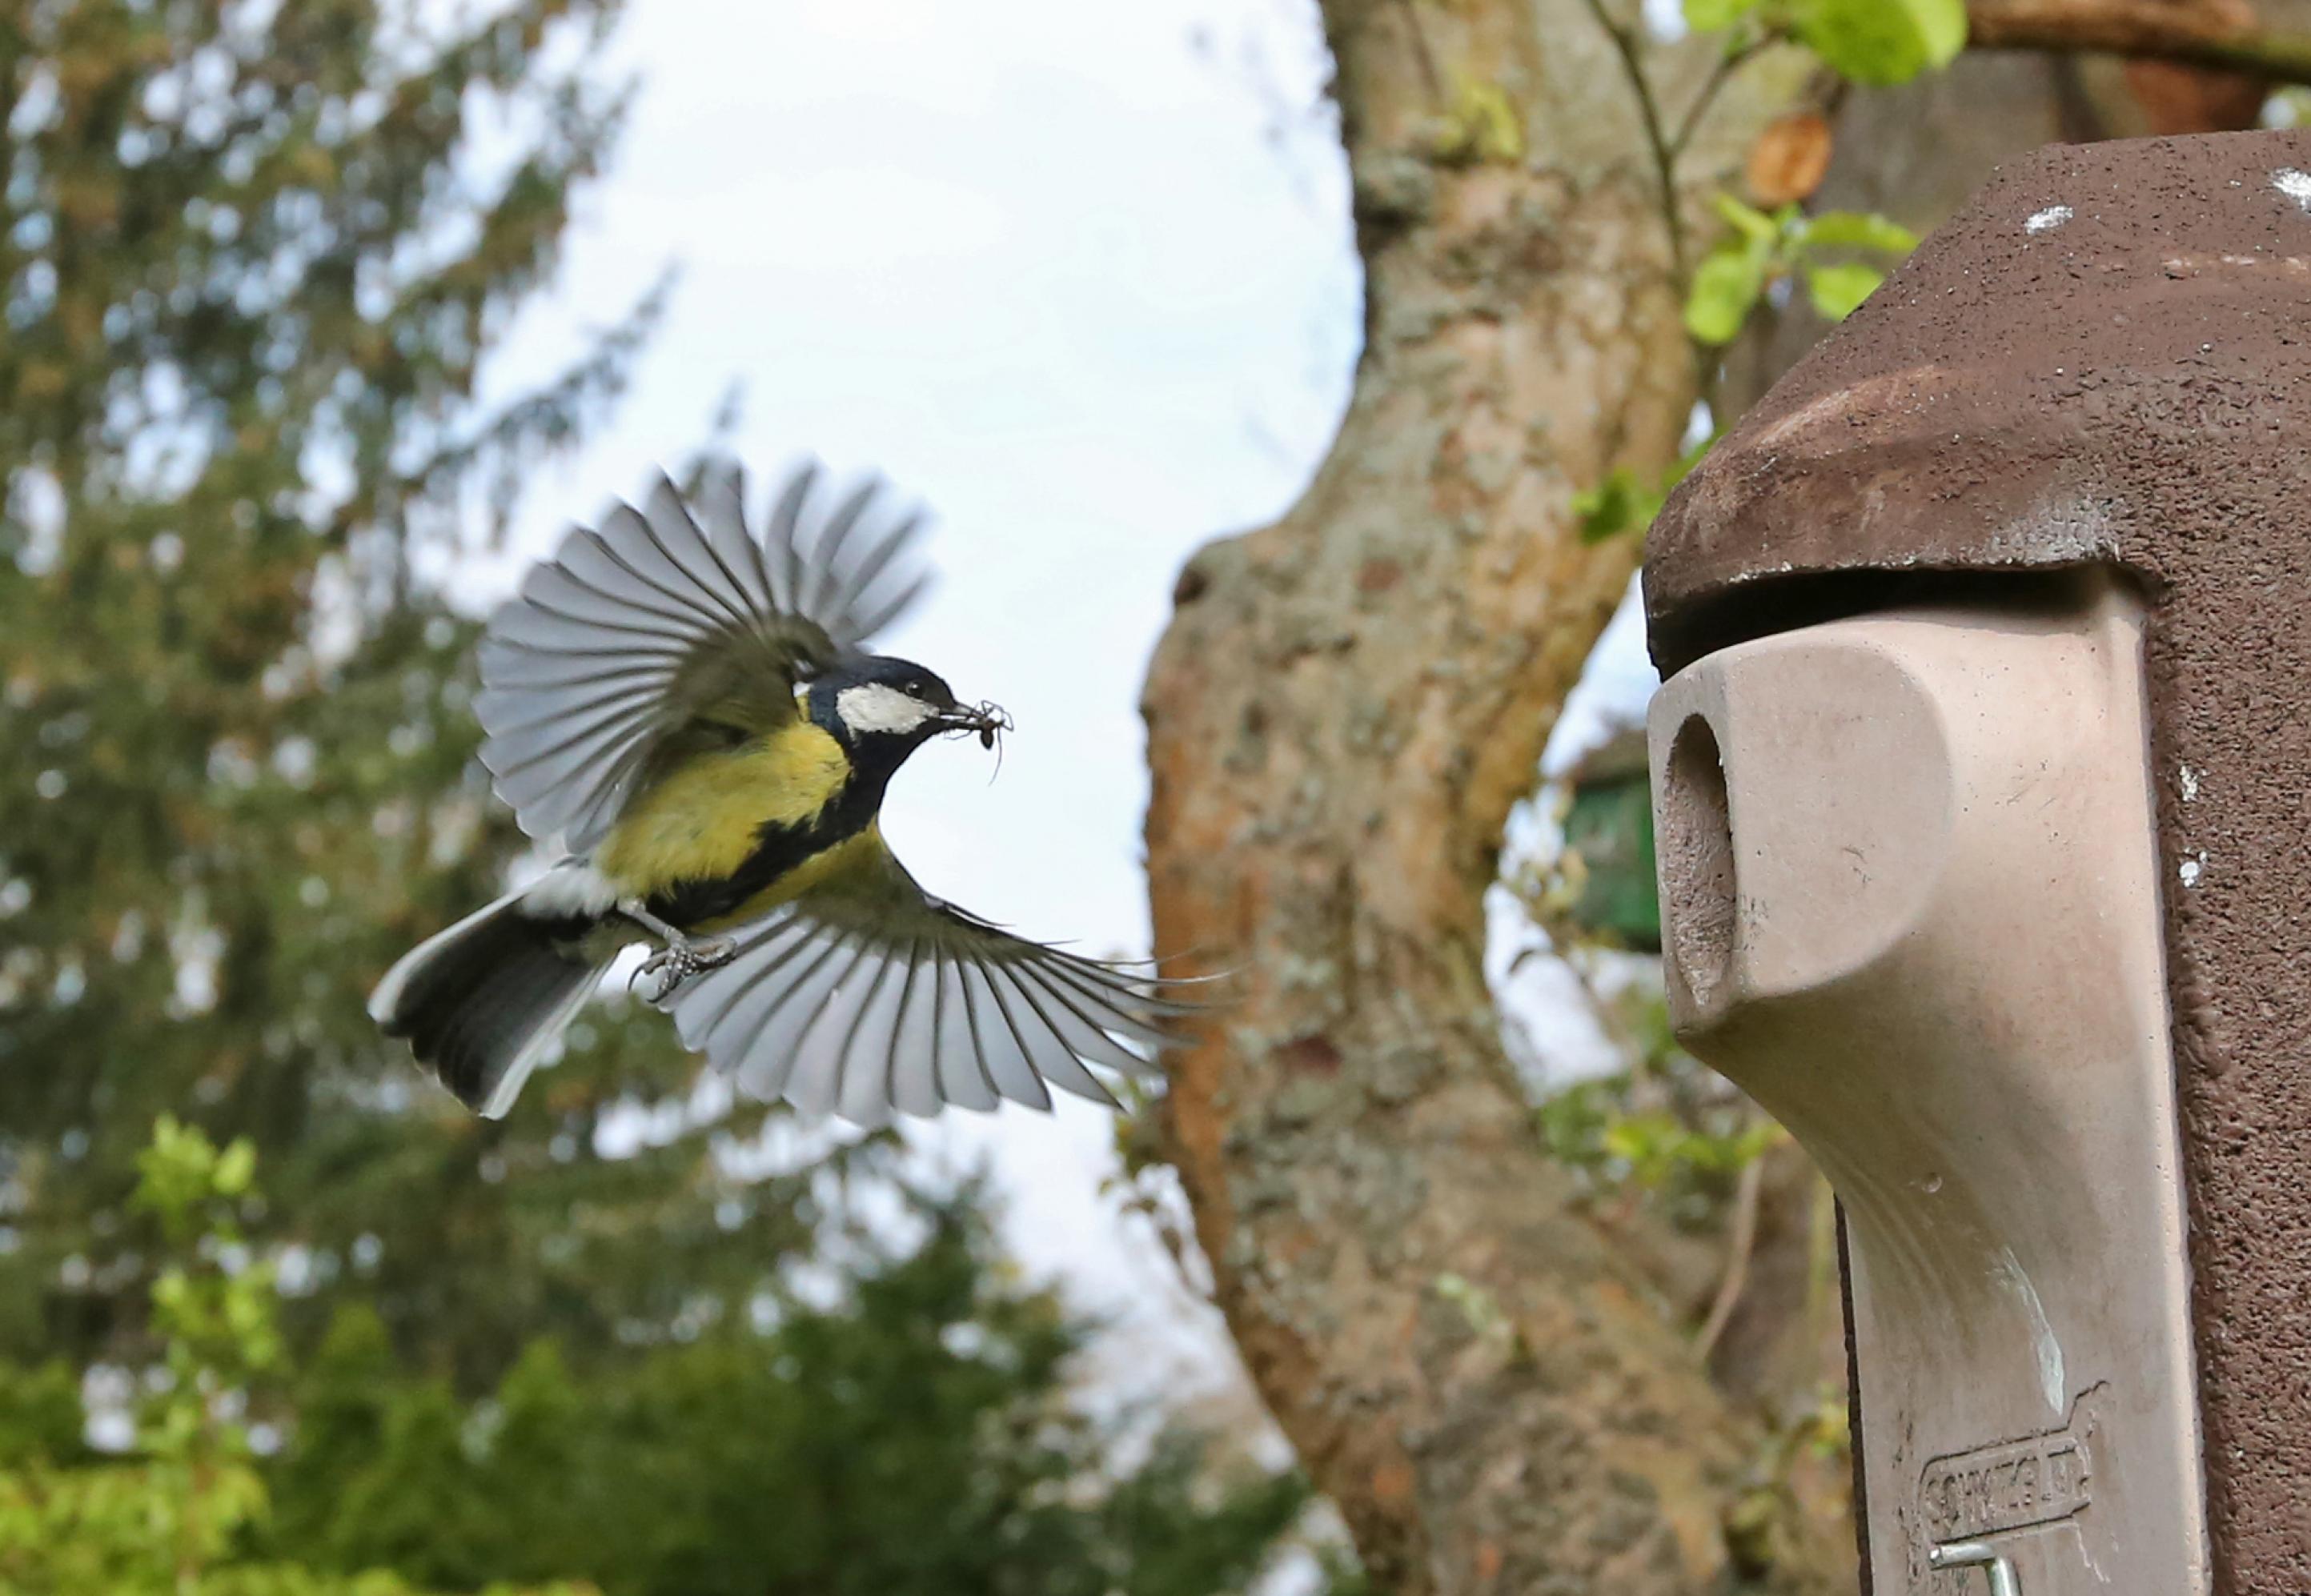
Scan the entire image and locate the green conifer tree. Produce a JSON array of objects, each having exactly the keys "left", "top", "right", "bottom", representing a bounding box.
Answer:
[
  {"left": 0, "top": 6, "right": 1328, "bottom": 1592},
  {"left": 0, "top": 0, "right": 816, "bottom": 1386}
]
